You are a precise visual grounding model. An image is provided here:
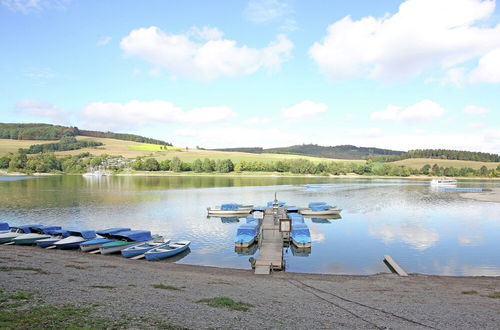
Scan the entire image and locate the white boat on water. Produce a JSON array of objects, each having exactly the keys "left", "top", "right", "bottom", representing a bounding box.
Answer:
[
  {"left": 431, "top": 177, "right": 457, "bottom": 186},
  {"left": 207, "top": 203, "right": 253, "bottom": 217},
  {"left": 299, "top": 202, "right": 342, "bottom": 216}
]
